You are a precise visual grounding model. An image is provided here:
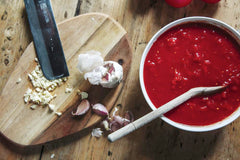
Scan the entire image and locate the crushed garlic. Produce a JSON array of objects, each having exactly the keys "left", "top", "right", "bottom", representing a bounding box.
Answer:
[
  {"left": 65, "top": 86, "right": 73, "bottom": 93},
  {"left": 23, "top": 61, "right": 67, "bottom": 112}
]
